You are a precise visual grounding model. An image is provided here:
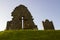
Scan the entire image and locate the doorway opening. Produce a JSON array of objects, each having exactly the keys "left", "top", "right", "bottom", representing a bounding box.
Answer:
[{"left": 22, "top": 17, "right": 24, "bottom": 29}]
